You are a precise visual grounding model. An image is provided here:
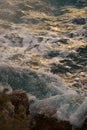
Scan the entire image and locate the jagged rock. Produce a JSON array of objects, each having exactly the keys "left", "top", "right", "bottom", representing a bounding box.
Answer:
[
  {"left": 0, "top": 90, "right": 31, "bottom": 130},
  {"left": 0, "top": 93, "right": 14, "bottom": 121},
  {"left": 10, "top": 89, "right": 29, "bottom": 114},
  {"left": 29, "top": 93, "right": 87, "bottom": 129},
  {"left": 31, "top": 115, "right": 72, "bottom": 130},
  {"left": 5, "top": 101, "right": 15, "bottom": 117}
]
